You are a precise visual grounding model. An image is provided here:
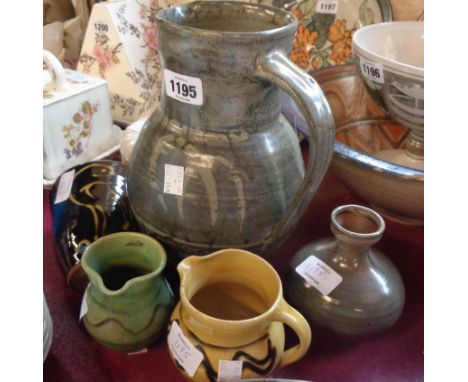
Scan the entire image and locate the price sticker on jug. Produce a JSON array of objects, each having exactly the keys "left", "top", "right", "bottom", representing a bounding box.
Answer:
[
  {"left": 164, "top": 69, "right": 204, "bottom": 106},
  {"left": 217, "top": 360, "right": 243, "bottom": 382},
  {"left": 168, "top": 321, "right": 204, "bottom": 377}
]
